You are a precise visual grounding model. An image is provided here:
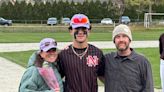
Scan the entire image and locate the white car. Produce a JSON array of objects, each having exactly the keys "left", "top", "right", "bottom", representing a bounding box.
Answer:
[
  {"left": 61, "top": 18, "right": 71, "bottom": 25},
  {"left": 159, "top": 20, "right": 164, "bottom": 25},
  {"left": 119, "top": 16, "right": 130, "bottom": 24},
  {"left": 47, "top": 17, "right": 57, "bottom": 25},
  {"left": 101, "top": 18, "right": 113, "bottom": 25}
]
